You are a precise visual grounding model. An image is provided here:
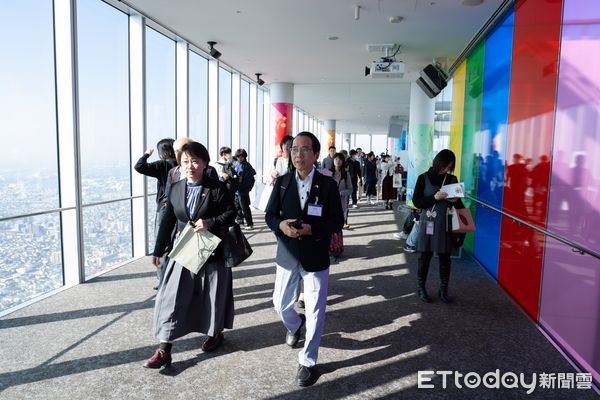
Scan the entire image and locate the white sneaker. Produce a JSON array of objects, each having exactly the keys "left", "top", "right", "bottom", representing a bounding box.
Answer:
[
  {"left": 352, "top": 204, "right": 358, "bottom": 209},
  {"left": 392, "top": 232, "right": 403, "bottom": 240},
  {"left": 403, "top": 245, "right": 416, "bottom": 253}
]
